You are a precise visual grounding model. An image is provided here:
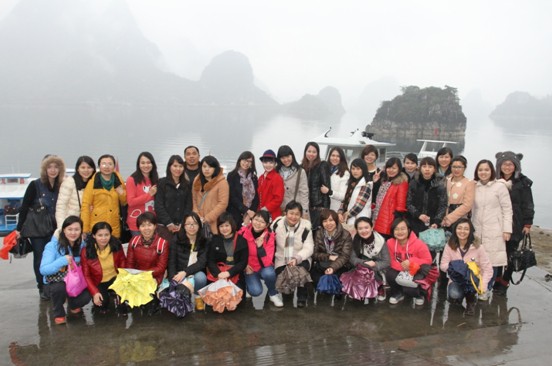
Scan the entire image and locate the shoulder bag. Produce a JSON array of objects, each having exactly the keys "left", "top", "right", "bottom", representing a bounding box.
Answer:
[{"left": 509, "top": 233, "right": 537, "bottom": 285}]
